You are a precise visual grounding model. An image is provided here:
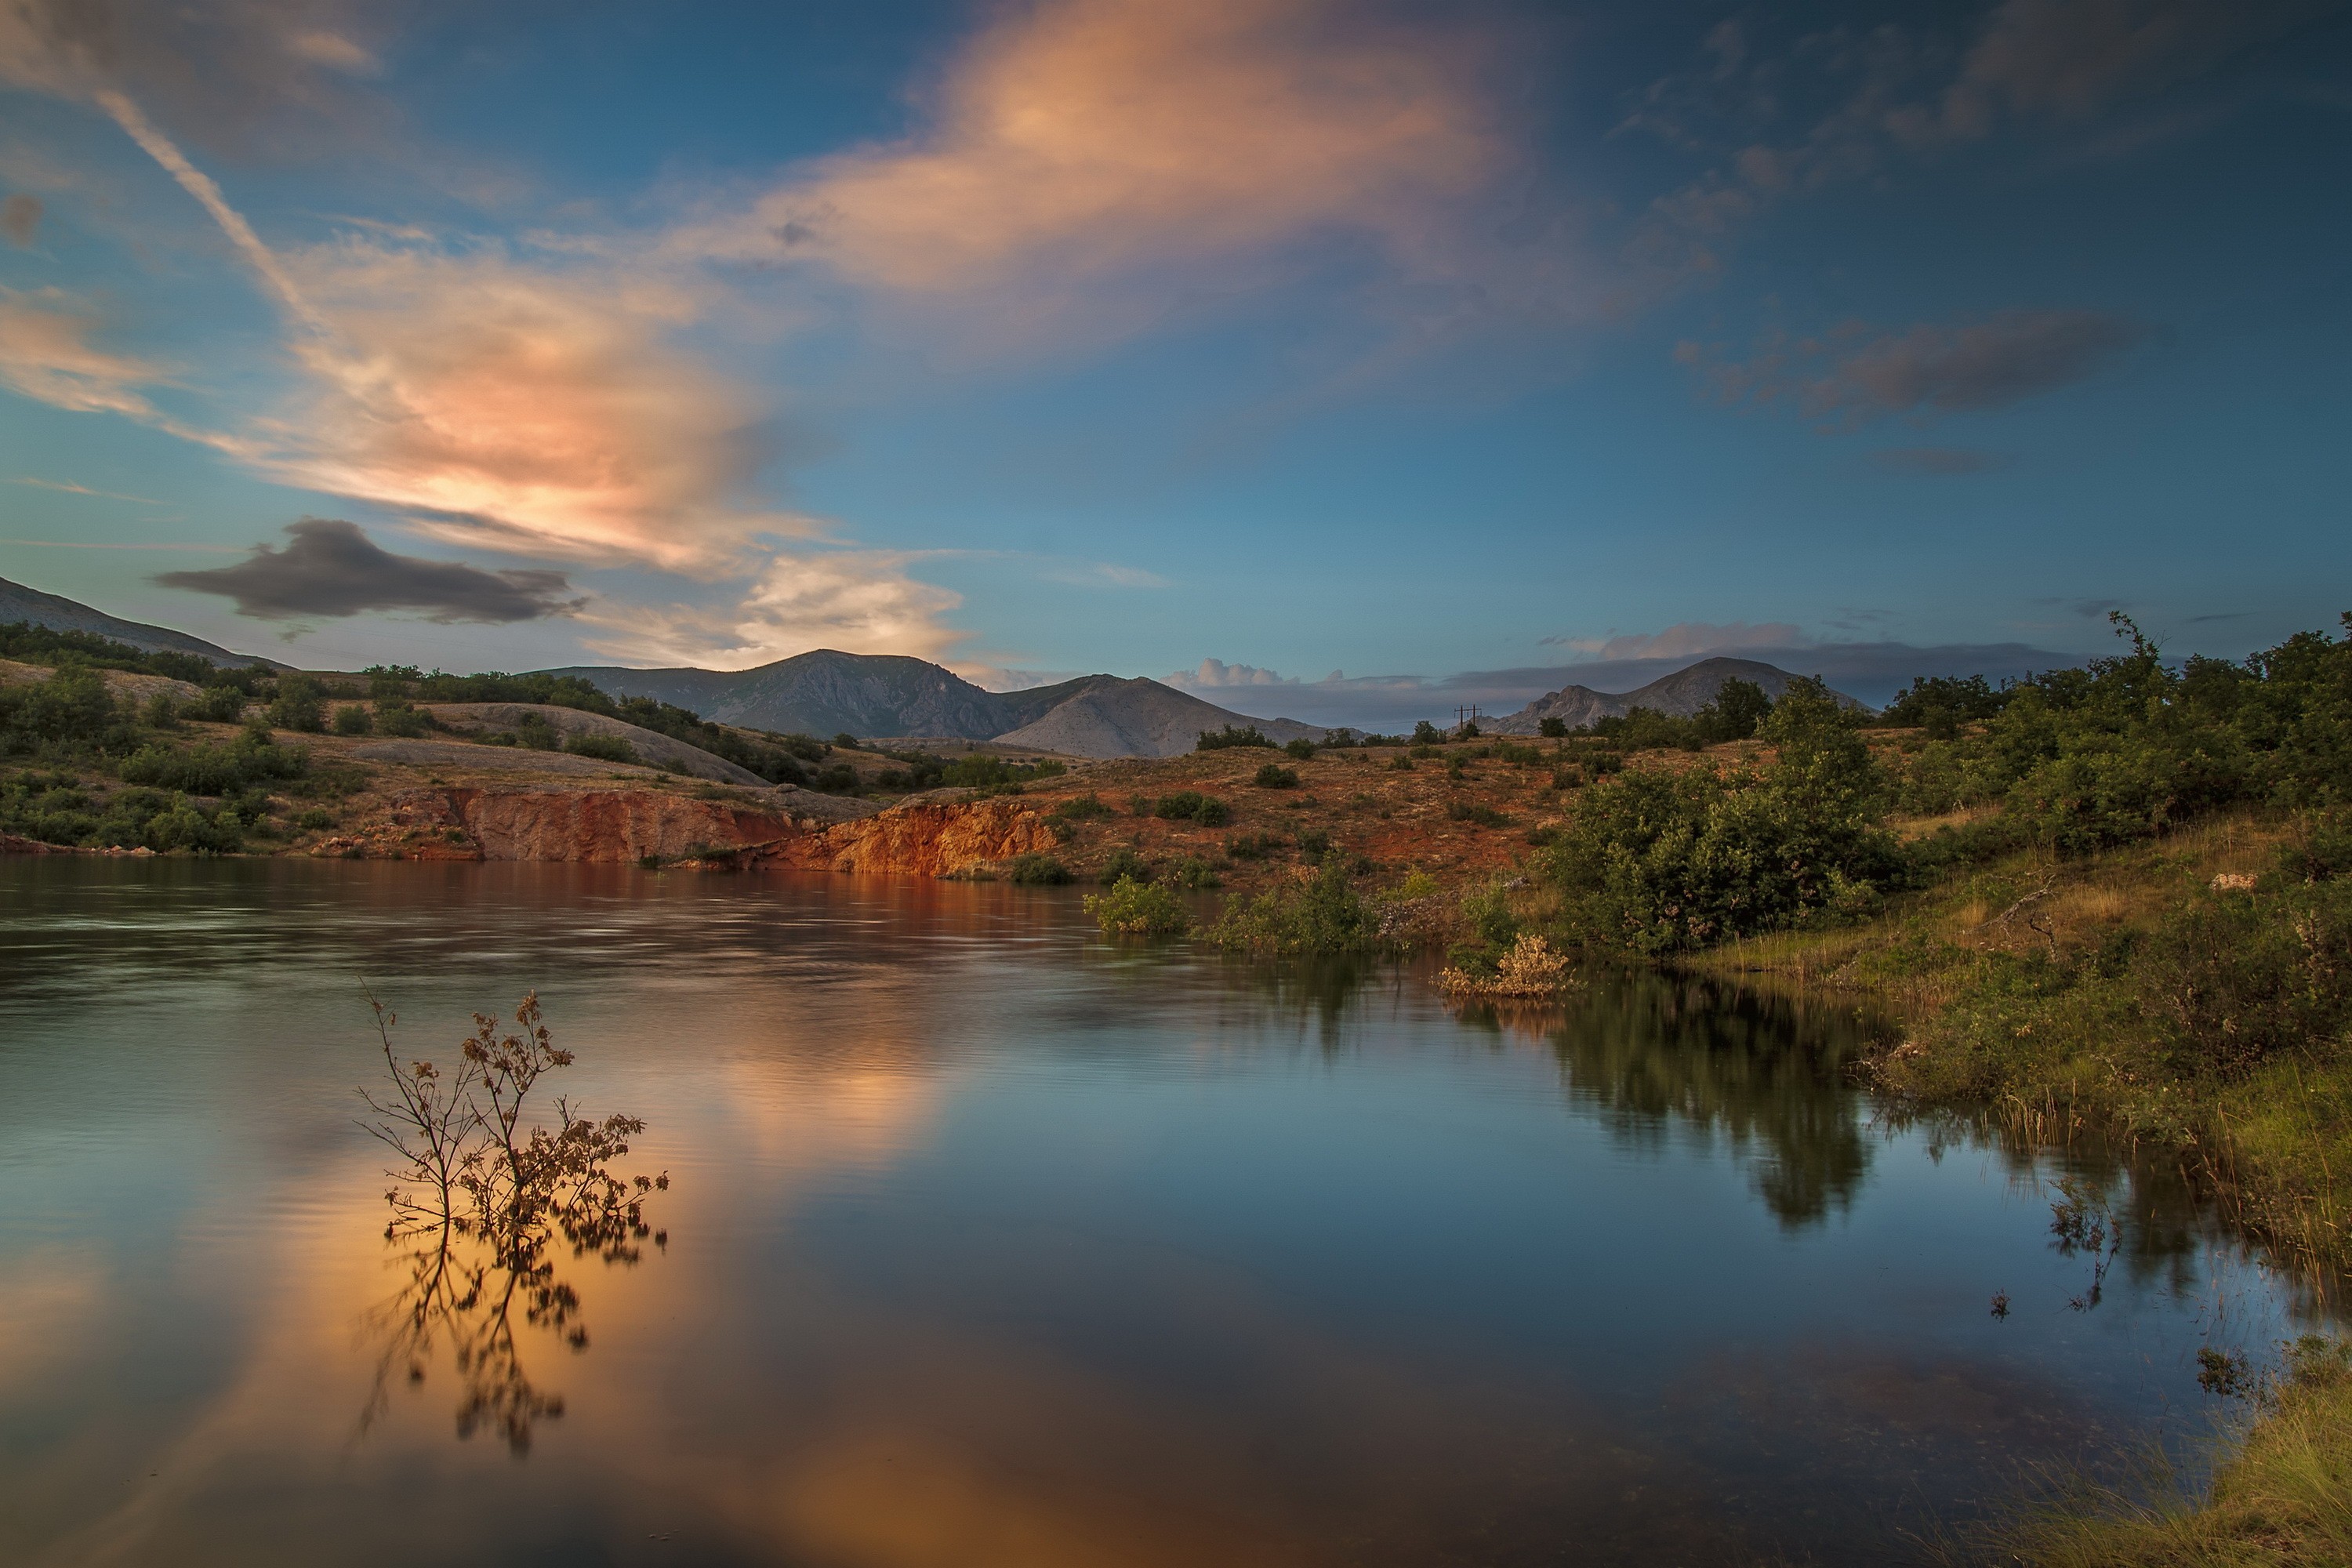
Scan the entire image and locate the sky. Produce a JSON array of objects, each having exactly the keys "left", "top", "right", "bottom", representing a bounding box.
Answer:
[{"left": 0, "top": 0, "right": 2347, "bottom": 725}]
